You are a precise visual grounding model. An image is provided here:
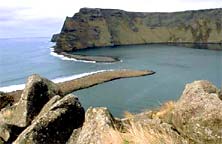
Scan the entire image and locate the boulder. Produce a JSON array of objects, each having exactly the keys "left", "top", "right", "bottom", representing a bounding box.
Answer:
[
  {"left": 172, "top": 80, "right": 222, "bottom": 143},
  {"left": 72, "top": 107, "right": 118, "bottom": 144},
  {"left": 13, "top": 94, "right": 85, "bottom": 144},
  {"left": 0, "top": 74, "right": 62, "bottom": 127}
]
